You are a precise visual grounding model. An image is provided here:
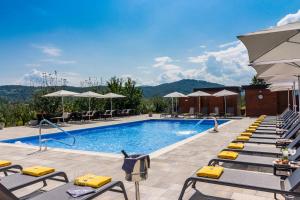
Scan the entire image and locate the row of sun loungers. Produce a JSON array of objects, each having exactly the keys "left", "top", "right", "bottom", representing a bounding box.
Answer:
[
  {"left": 37, "top": 109, "right": 134, "bottom": 124},
  {"left": 0, "top": 162, "right": 128, "bottom": 200},
  {"left": 179, "top": 109, "right": 300, "bottom": 199}
]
